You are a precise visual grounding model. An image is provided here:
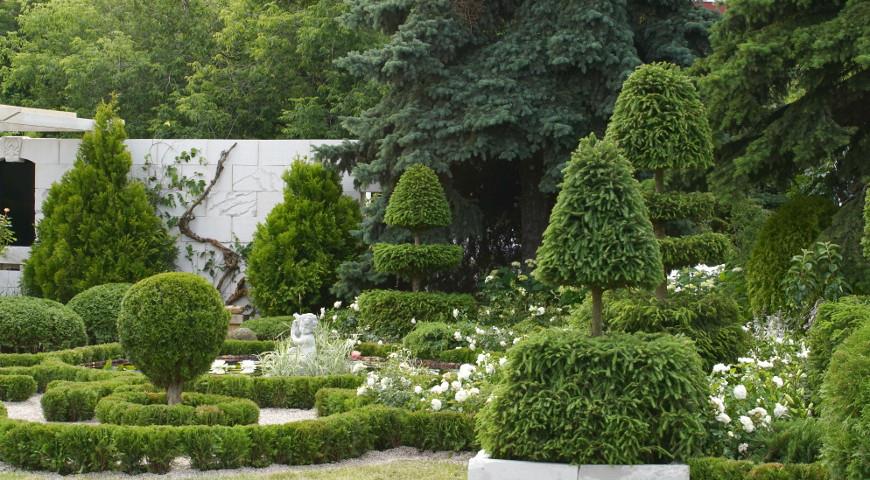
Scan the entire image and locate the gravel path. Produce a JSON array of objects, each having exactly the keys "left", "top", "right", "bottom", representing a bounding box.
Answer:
[{"left": 2, "top": 394, "right": 316, "bottom": 425}]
